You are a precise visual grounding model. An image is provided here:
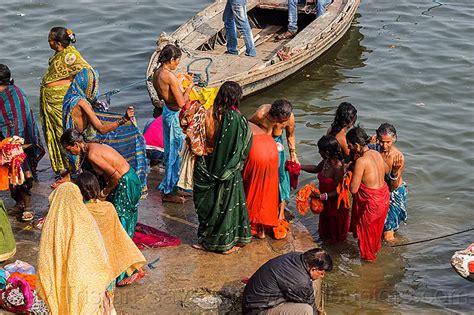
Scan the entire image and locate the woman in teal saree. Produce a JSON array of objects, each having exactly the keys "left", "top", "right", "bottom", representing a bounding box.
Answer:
[{"left": 192, "top": 81, "right": 252, "bottom": 254}]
